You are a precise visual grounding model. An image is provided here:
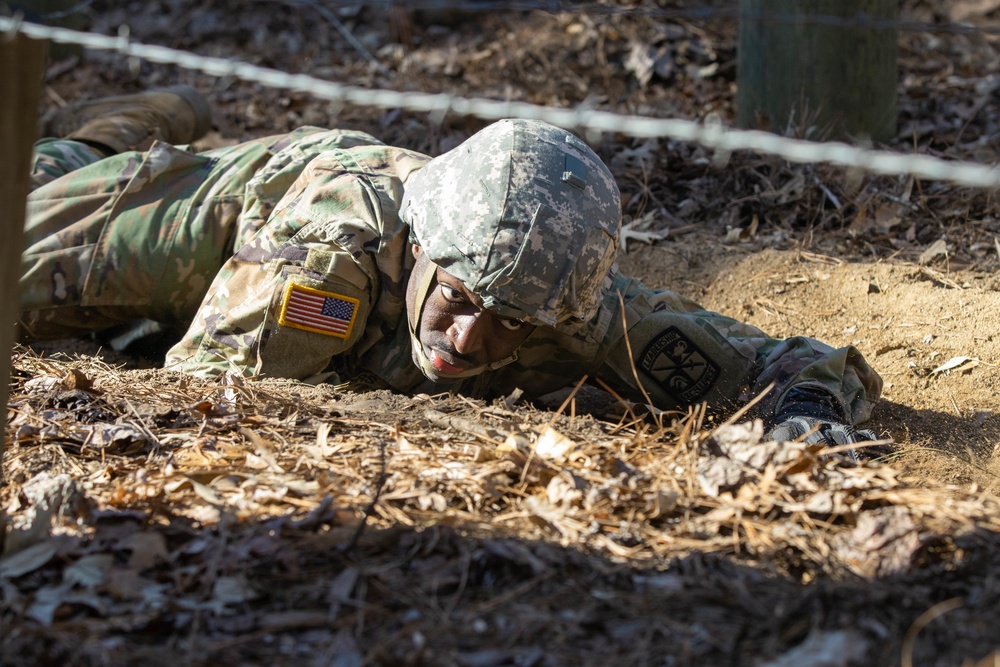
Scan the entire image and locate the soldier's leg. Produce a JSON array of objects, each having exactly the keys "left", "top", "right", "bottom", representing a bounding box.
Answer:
[
  {"left": 30, "top": 138, "right": 107, "bottom": 191},
  {"left": 21, "top": 87, "right": 217, "bottom": 341},
  {"left": 20, "top": 152, "right": 154, "bottom": 341},
  {"left": 20, "top": 139, "right": 271, "bottom": 342},
  {"left": 40, "top": 85, "right": 211, "bottom": 155},
  {"left": 31, "top": 86, "right": 212, "bottom": 192}
]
